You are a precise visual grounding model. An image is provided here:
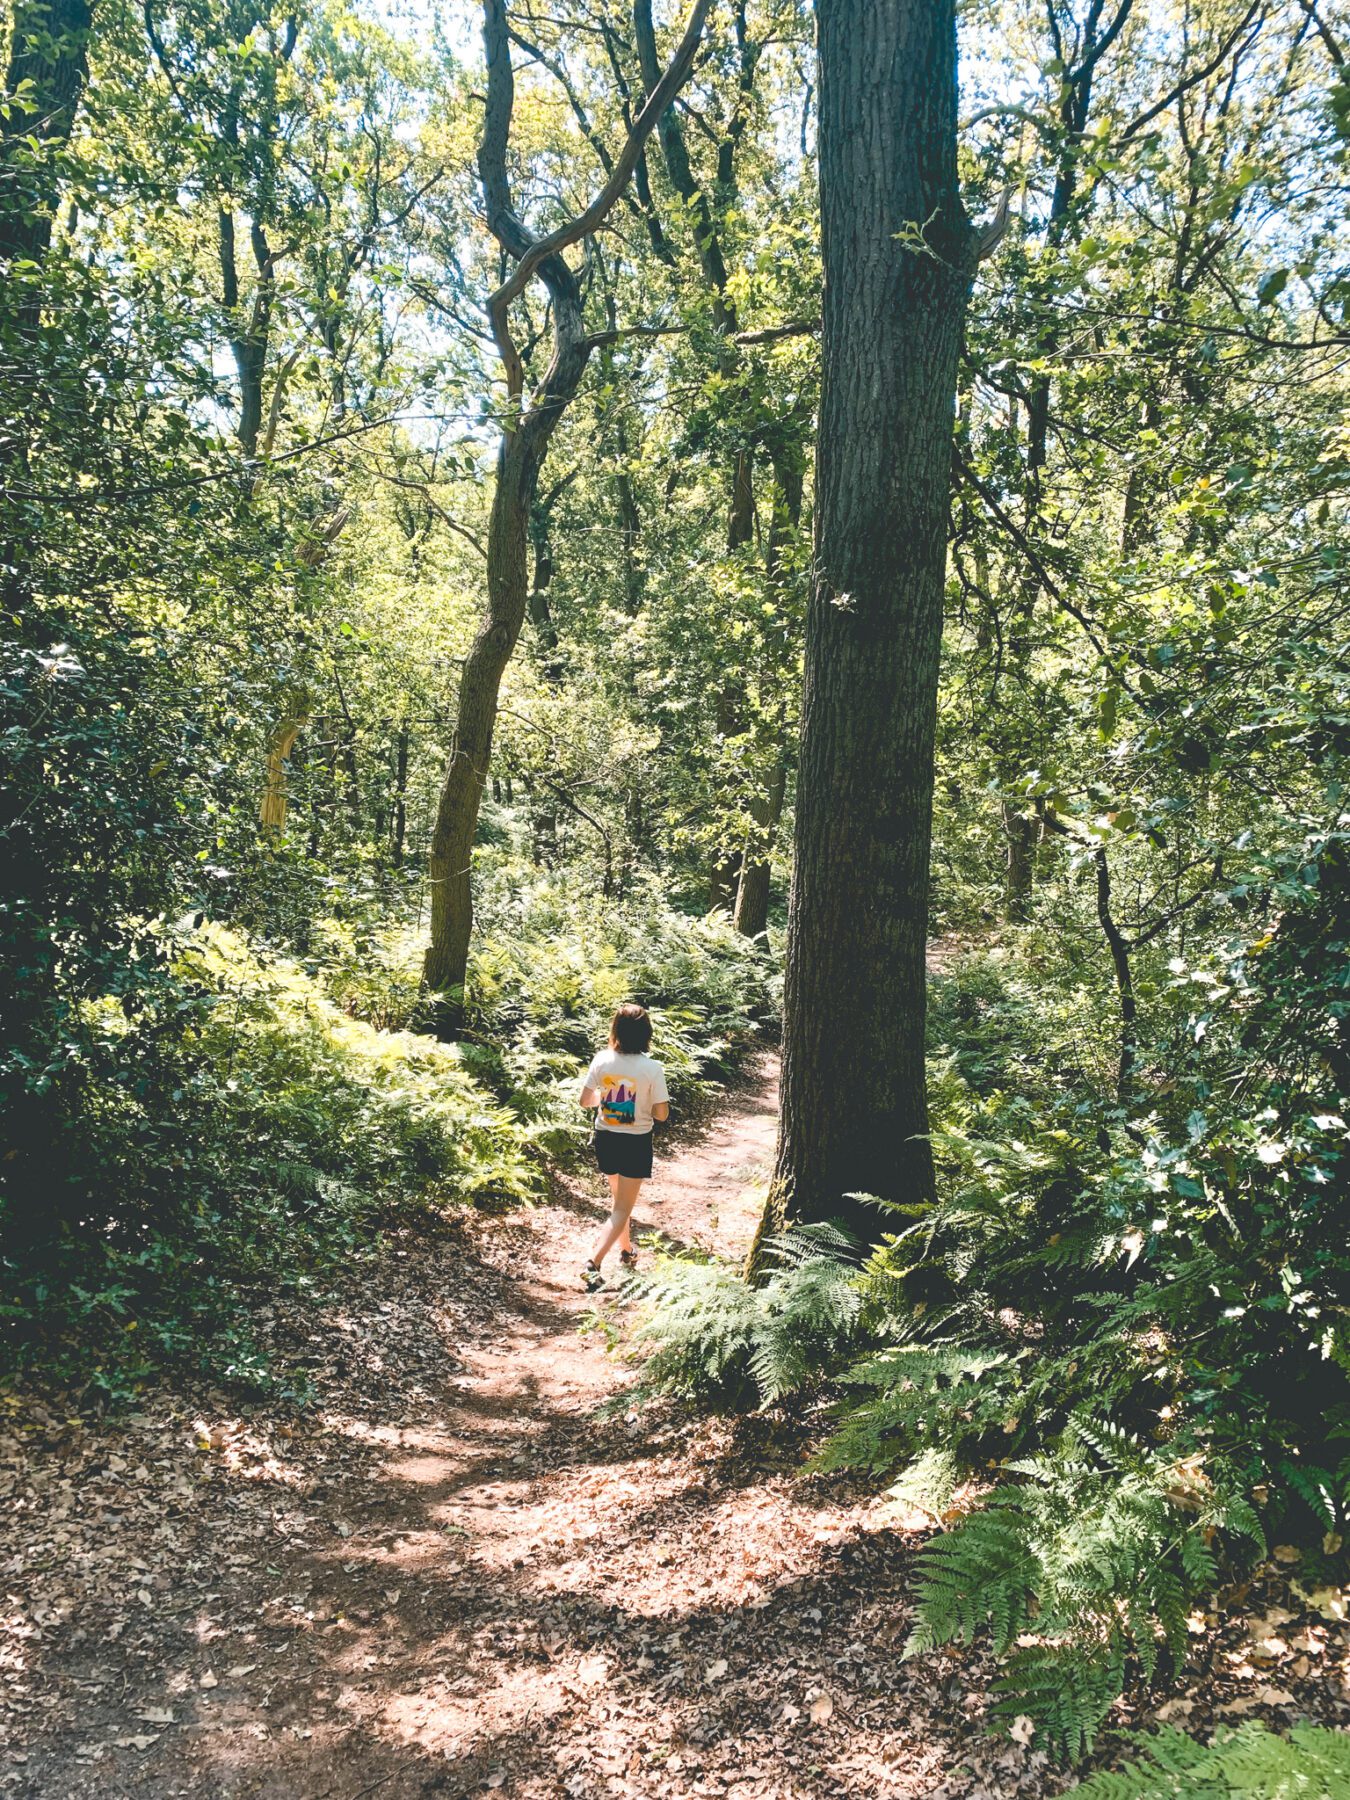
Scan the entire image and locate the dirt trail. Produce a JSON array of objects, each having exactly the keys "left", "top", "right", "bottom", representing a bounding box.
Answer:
[{"left": 2, "top": 1051, "right": 1057, "bottom": 1800}]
